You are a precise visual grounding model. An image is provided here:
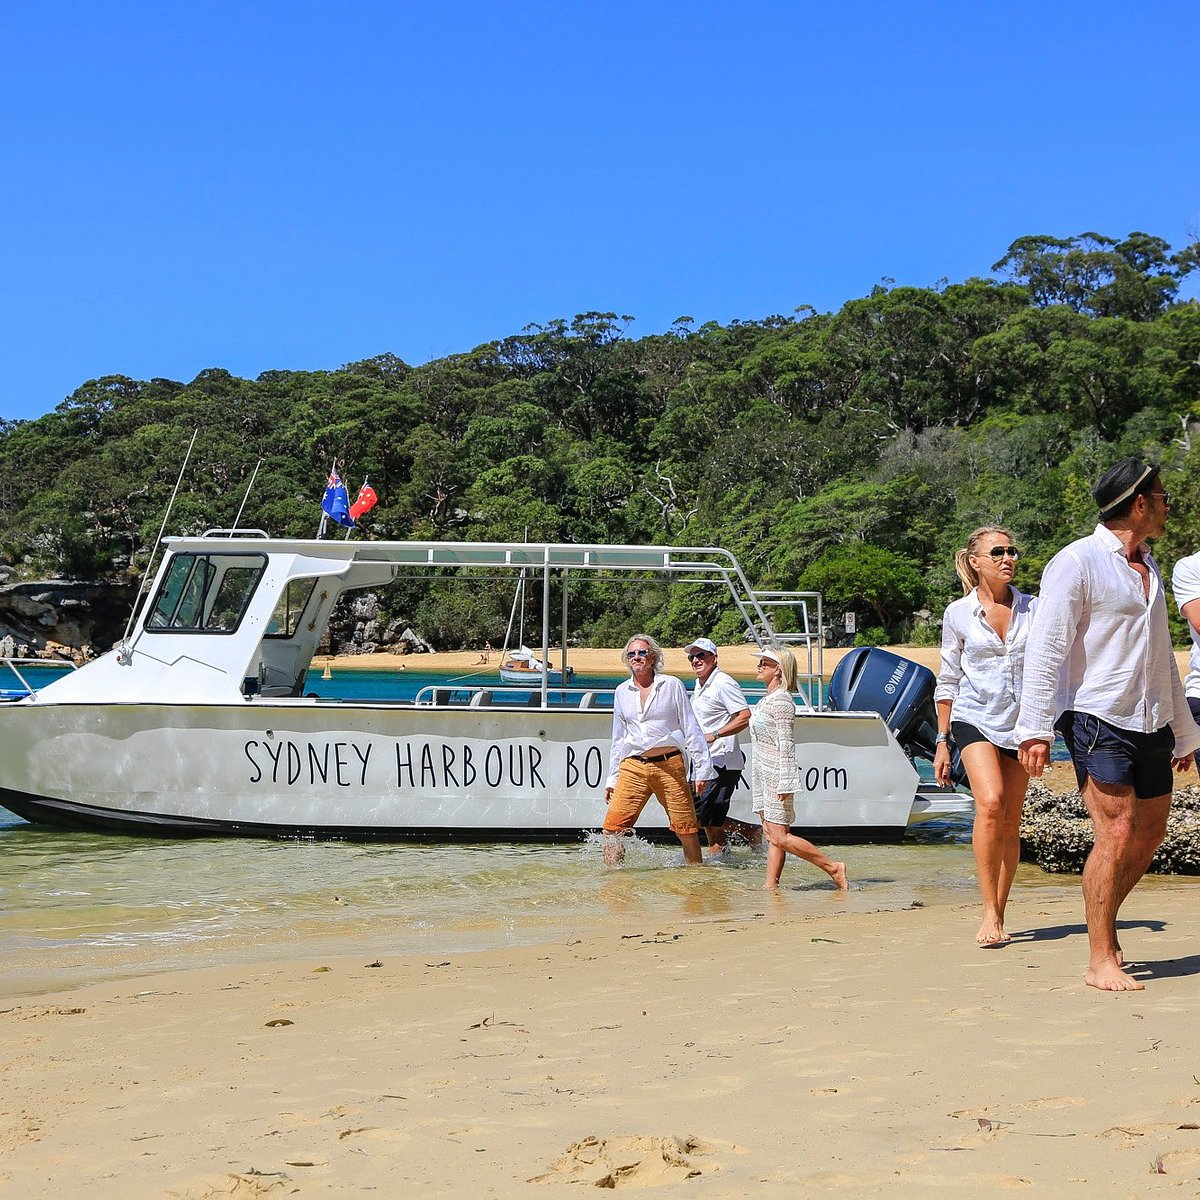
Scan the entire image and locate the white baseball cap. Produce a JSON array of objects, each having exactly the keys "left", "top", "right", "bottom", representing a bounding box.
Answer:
[{"left": 683, "top": 637, "right": 718, "bottom": 656}]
